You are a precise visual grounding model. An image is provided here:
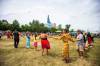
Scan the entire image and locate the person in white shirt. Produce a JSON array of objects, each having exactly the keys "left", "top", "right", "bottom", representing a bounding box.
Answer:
[{"left": 76, "top": 30, "right": 84, "bottom": 58}]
